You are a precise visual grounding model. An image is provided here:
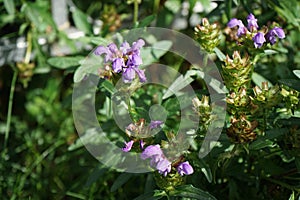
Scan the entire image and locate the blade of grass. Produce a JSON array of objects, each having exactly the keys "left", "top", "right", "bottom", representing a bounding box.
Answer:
[{"left": 4, "top": 68, "right": 18, "bottom": 151}]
